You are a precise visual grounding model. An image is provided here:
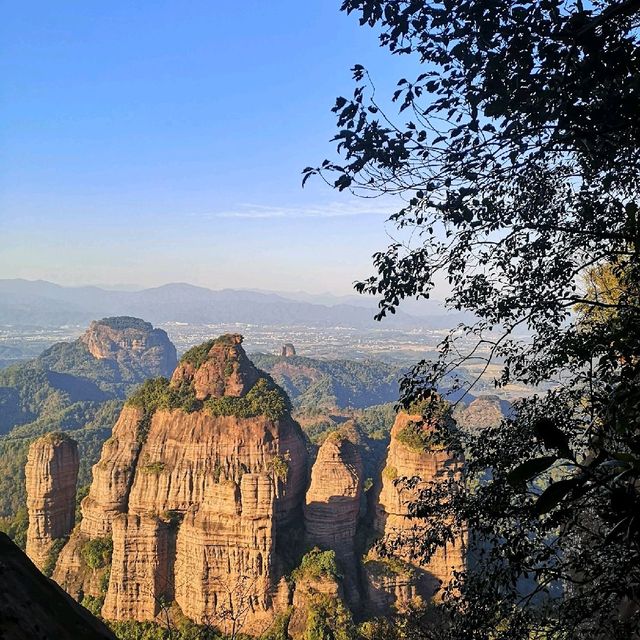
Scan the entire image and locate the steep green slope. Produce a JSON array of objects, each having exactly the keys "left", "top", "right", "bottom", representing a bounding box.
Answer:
[{"left": 250, "top": 353, "right": 401, "bottom": 412}]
